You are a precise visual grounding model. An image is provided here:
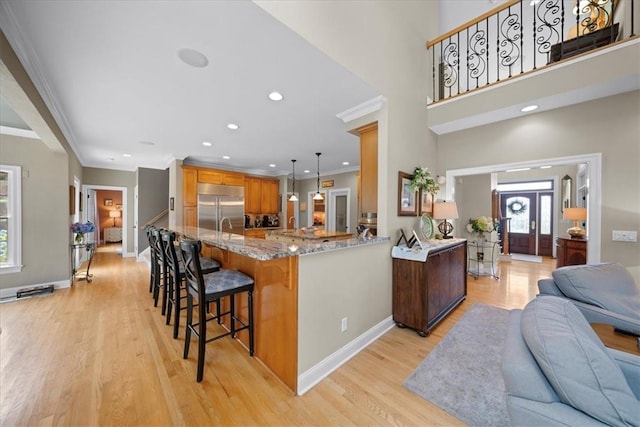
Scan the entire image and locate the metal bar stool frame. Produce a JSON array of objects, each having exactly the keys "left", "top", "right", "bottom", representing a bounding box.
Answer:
[{"left": 180, "top": 239, "right": 254, "bottom": 382}]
